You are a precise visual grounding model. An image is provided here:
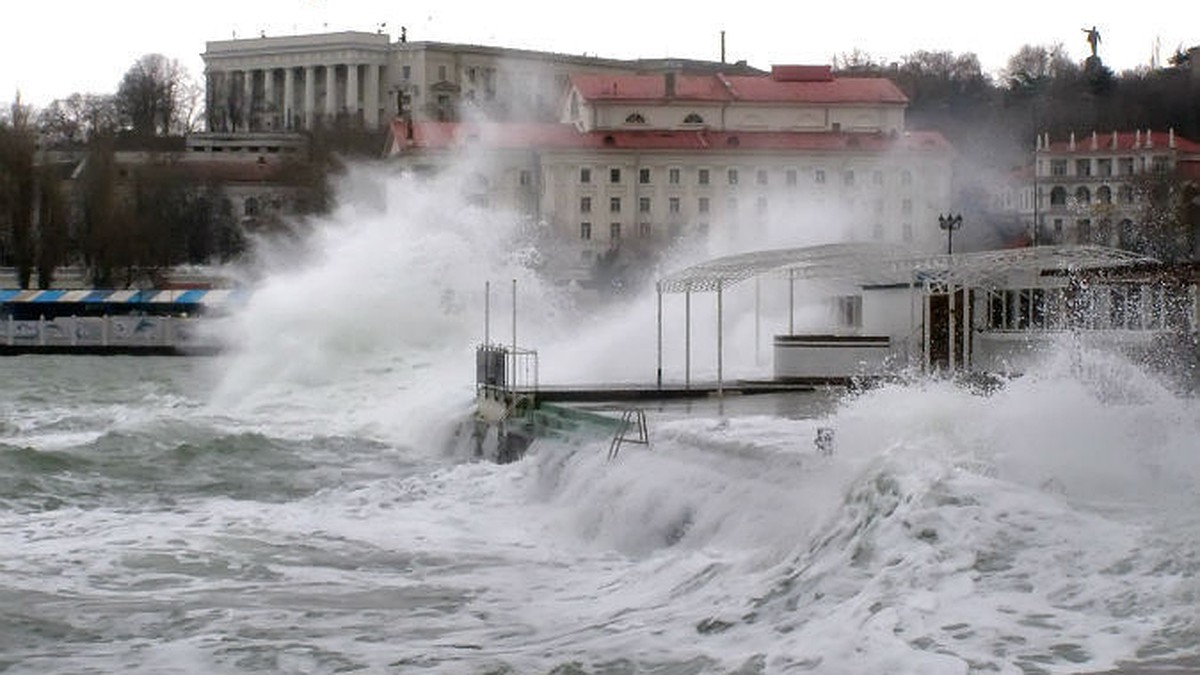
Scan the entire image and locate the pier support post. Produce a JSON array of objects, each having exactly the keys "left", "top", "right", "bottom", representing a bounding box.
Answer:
[
  {"left": 948, "top": 283, "right": 956, "bottom": 371},
  {"left": 656, "top": 282, "right": 663, "bottom": 390},
  {"left": 685, "top": 286, "right": 691, "bottom": 390},
  {"left": 716, "top": 280, "right": 724, "bottom": 397},
  {"left": 788, "top": 268, "right": 795, "bottom": 336},
  {"left": 962, "top": 286, "right": 971, "bottom": 370},
  {"left": 511, "top": 278, "right": 517, "bottom": 383},
  {"left": 923, "top": 284, "right": 931, "bottom": 373},
  {"left": 754, "top": 277, "right": 761, "bottom": 366}
]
